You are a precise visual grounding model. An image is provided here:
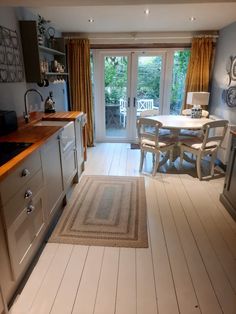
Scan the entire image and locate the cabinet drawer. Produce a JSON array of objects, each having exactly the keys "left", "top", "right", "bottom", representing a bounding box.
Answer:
[
  {"left": 3, "top": 169, "right": 44, "bottom": 228},
  {"left": 6, "top": 190, "right": 45, "bottom": 279},
  {"left": 0, "top": 150, "right": 41, "bottom": 205}
]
